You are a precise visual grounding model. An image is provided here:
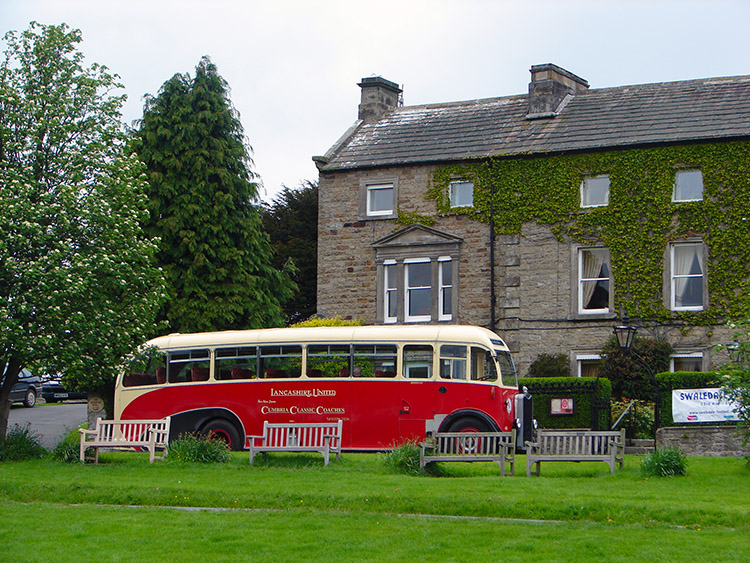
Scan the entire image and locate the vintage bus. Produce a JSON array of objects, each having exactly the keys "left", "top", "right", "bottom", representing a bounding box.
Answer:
[{"left": 114, "top": 325, "right": 531, "bottom": 451}]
